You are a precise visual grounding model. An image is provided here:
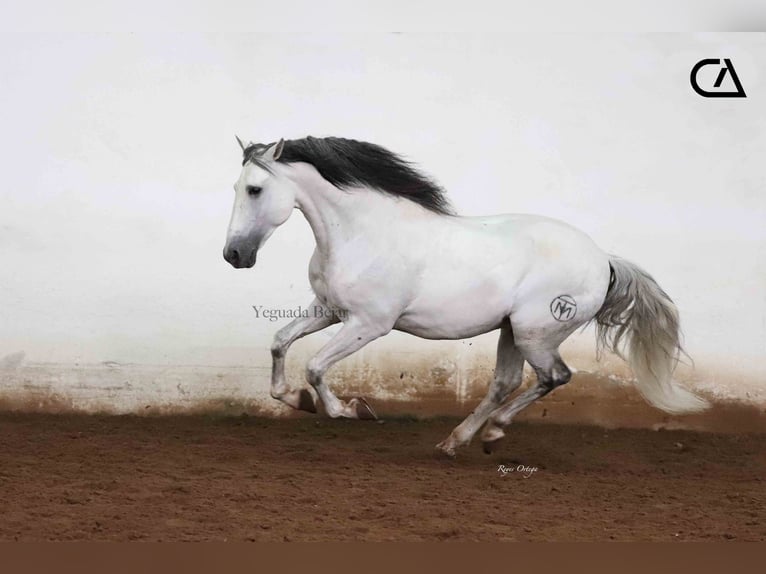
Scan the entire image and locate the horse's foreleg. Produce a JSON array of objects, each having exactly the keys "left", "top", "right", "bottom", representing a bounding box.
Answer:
[
  {"left": 270, "top": 299, "right": 339, "bottom": 412},
  {"left": 481, "top": 347, "right": 572, "bottom": 452},
  {"left": 305, "top": 318, "right": 389, "bottom": 419},
  {"left": 436, "top": 321, "right": 524, "bottom": 457}
]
